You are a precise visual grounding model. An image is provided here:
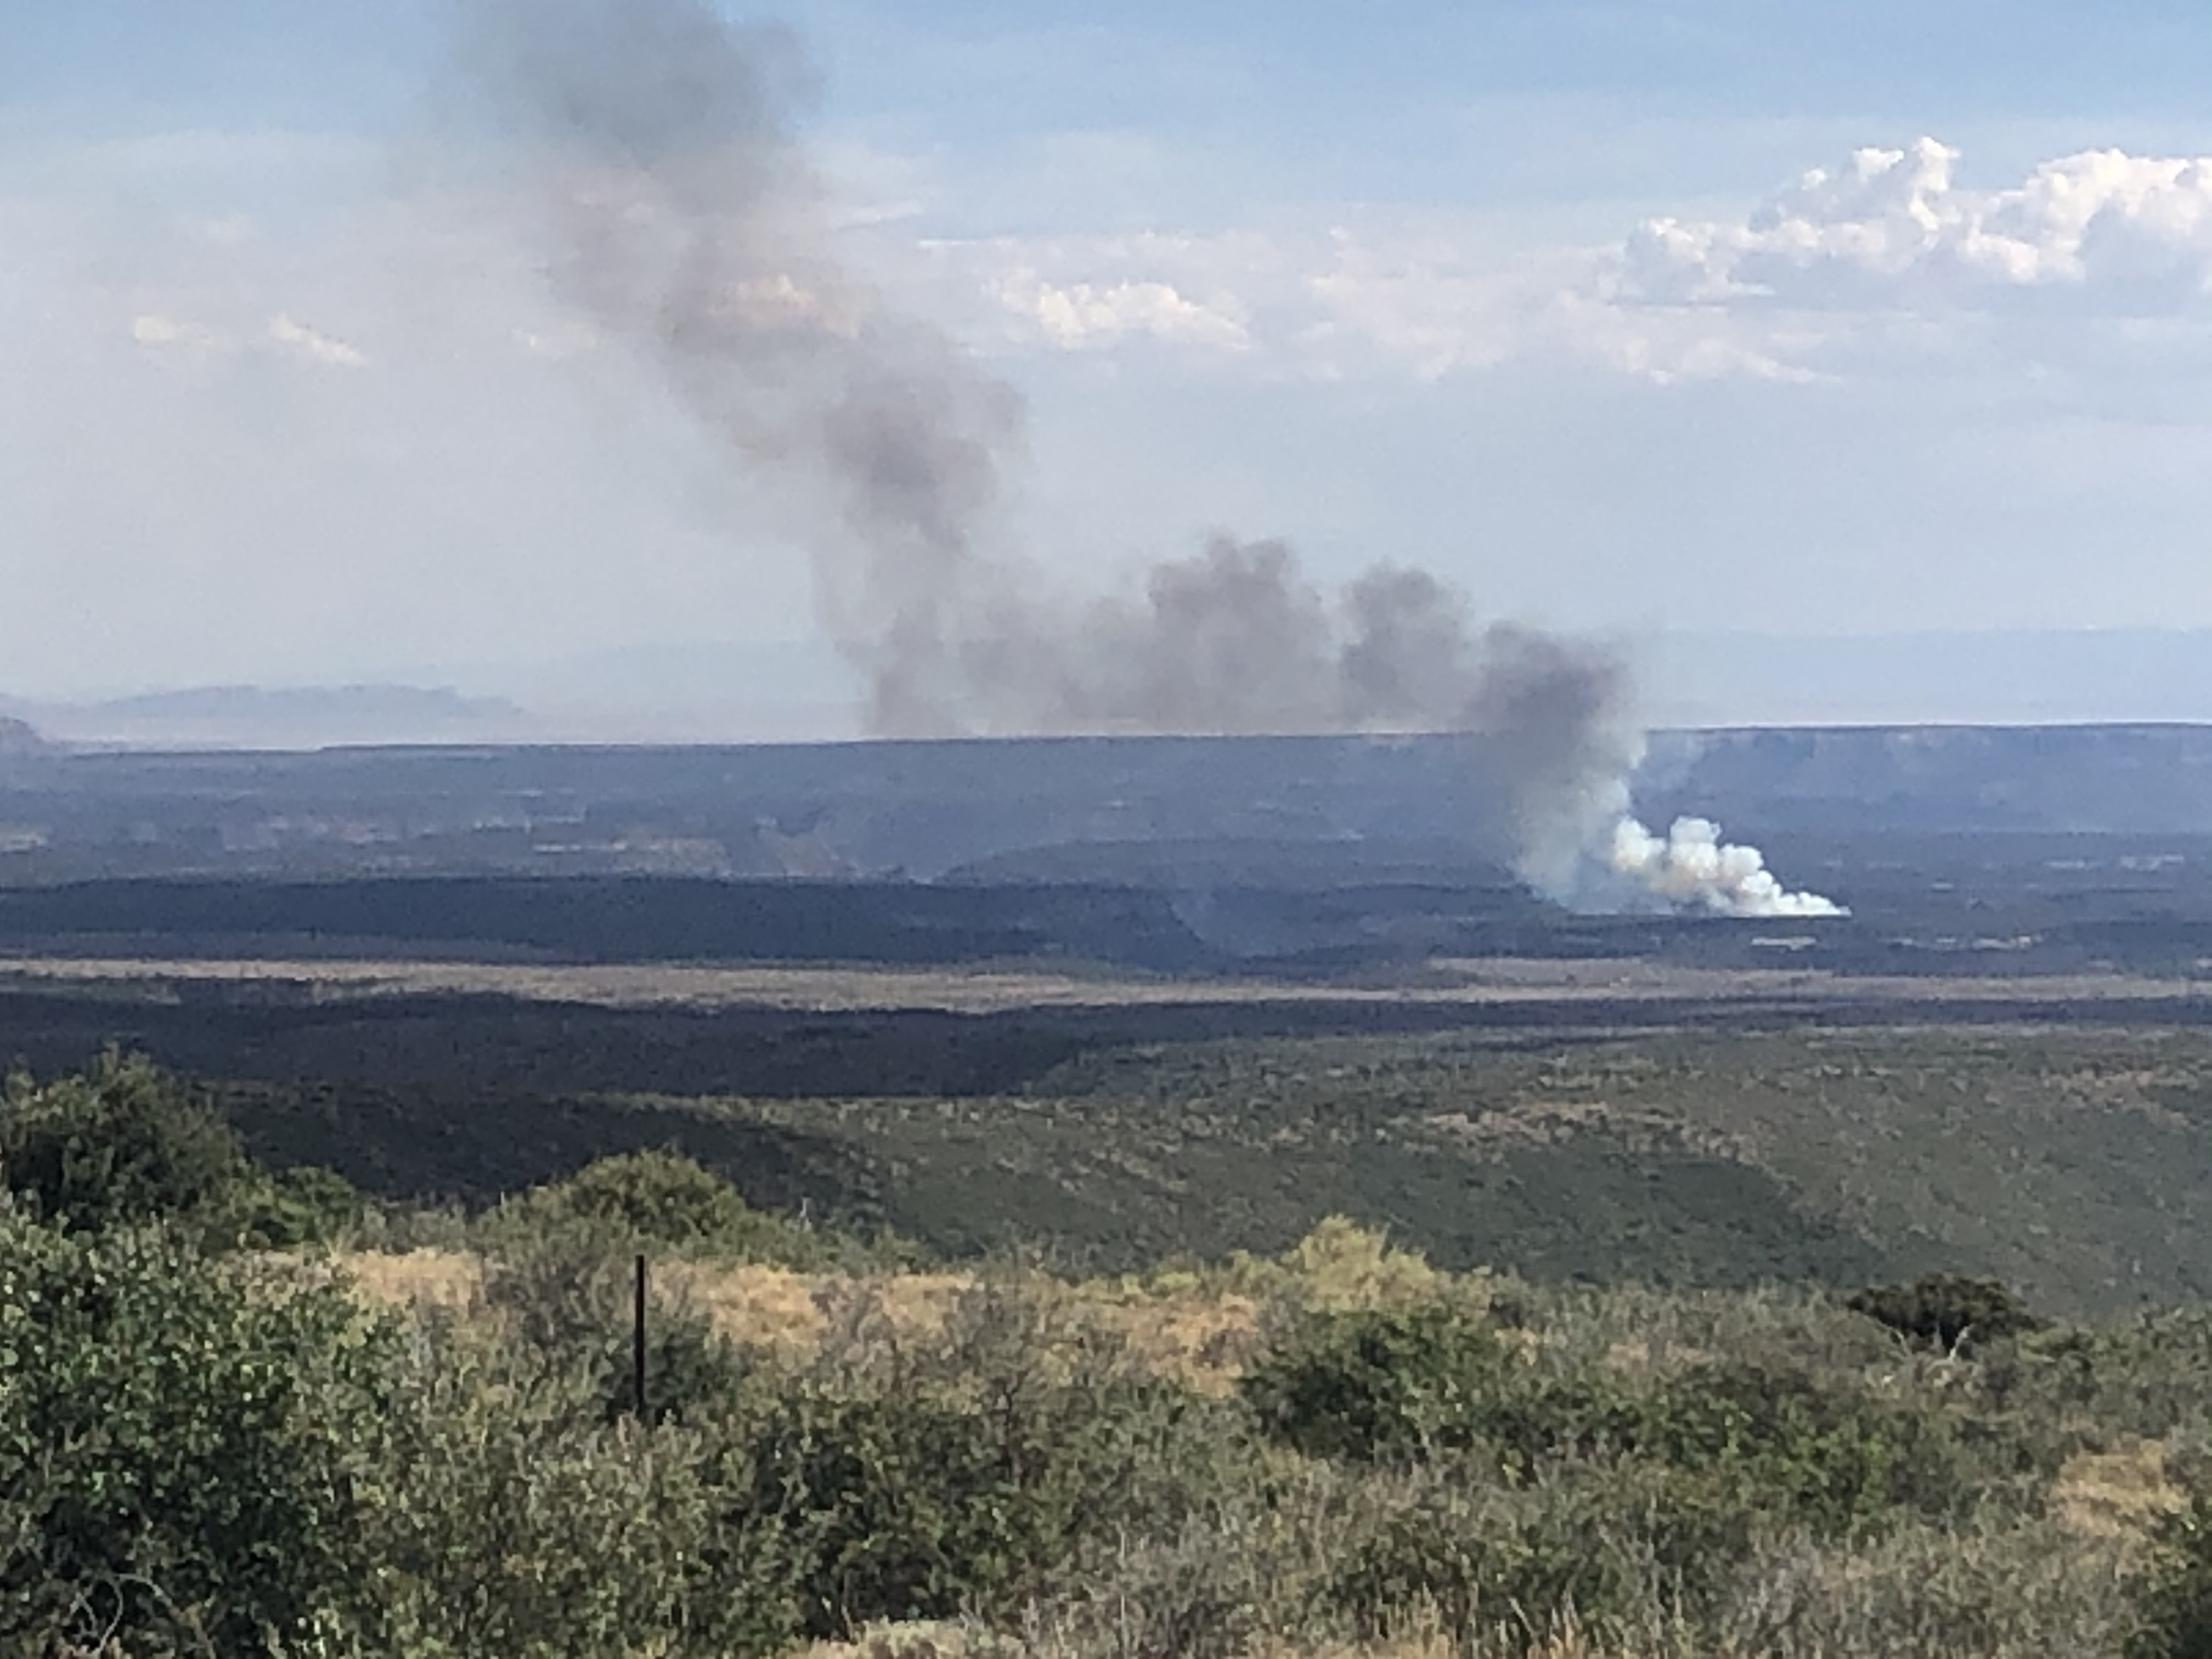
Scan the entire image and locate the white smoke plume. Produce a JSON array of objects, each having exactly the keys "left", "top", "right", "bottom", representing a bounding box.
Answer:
[
  {"left": 1608, "top": 816, "right": 1847, "bottom": 918},
  {"left": 454, "top": 0, "right": 1841, "bottom": 918}
]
